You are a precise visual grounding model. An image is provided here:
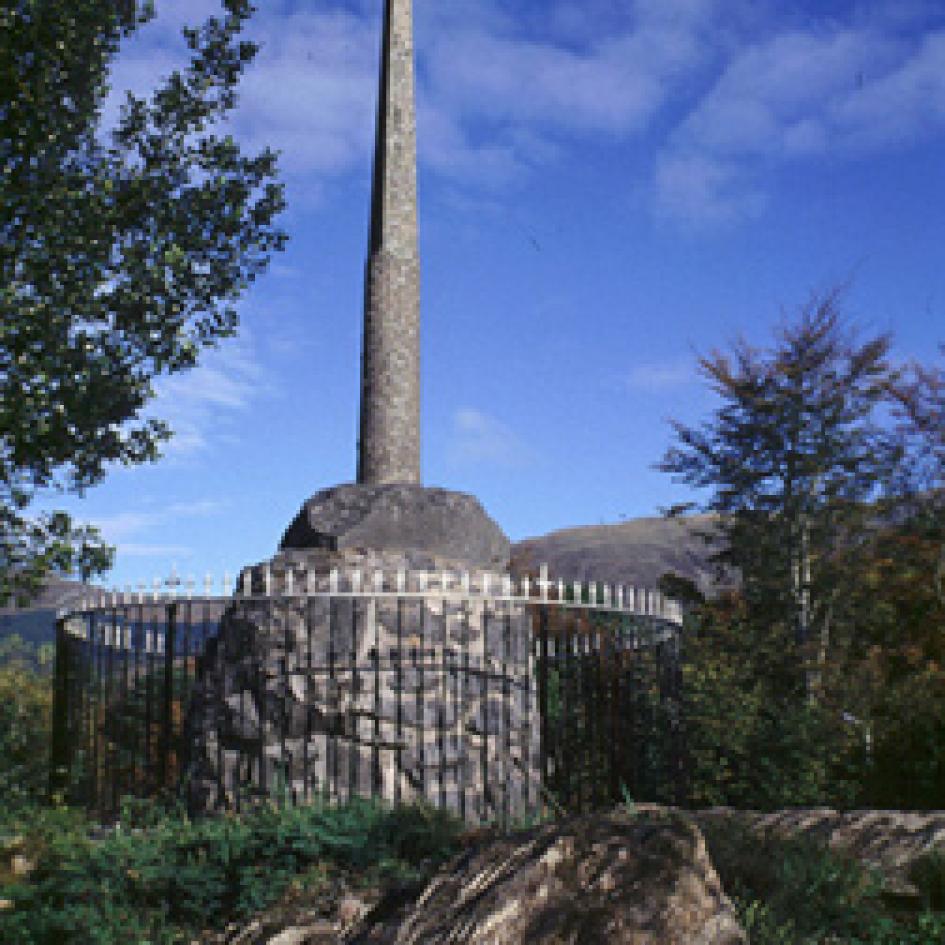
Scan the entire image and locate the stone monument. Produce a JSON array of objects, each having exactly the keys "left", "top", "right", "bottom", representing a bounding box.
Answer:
[{"left": 184, "top": 0, "right": 539, "bottom": 824}]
